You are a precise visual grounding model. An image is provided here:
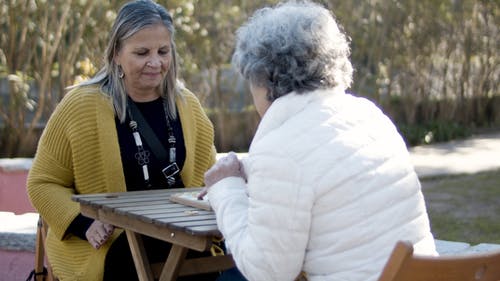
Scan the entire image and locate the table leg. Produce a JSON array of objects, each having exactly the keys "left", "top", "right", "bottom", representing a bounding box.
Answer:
[
  {"left": 160, "top": 244, "right": 189, "bottom": 281},
  {"left": 126, "top": 230, "right": 154, "bottom": 281}
]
